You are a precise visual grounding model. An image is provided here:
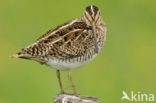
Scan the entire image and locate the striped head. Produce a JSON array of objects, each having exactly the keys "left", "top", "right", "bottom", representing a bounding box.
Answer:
[{"left": 82, "top": 5, "right": 102, "bottom": 26}]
